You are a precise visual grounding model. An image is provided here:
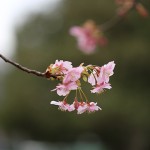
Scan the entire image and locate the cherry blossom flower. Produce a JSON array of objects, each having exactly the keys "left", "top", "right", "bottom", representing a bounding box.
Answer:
[
  {"left": 67, "top": 103, "right": 75, "bottom": 112},
  {"left": 70, "top": 20, "right": 107, "bottom": 54},
  {"left": 75, "top": 101, "right": 102, "bottom": 114},
  {"left": 88, "top": 61, "right": 115, "bottom": 85},
  {"left": 77, "top": 102, "right": 88, "bottom": 114},
  {"left": 72, "top": 99, "right": 88, "bottom": 114},
  {"left": 50, "top": 100, "right": 75, "bottom": 112},
  {"left": 53, "top": 60, "right": 72, "bottom": 70},
  {"left": 50, "top": 100, "right": 69, "bottom": 111},
  {"left": 99, "top": 61, "right": 115, "bottom": 83},
  {"left": 88, "top": 61, "right": 115, "bottom": 94},
  {"left": 46, "top": 60, "right": 72, "bottom": 75},
  {"left": 52, "top": 82, "right": 78, "bottom": 96},
  {"left": 63, "top": 66, "right": 84, "bottom": 83},
  {"left": 91, "top": 82, "right": 112, "bottom": 94},
  {"left": 50, "top": 100, "right": 102, "bottom": 114},
  {"left": 87, "top": 102, "right": 102, "bottom": 112}
]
